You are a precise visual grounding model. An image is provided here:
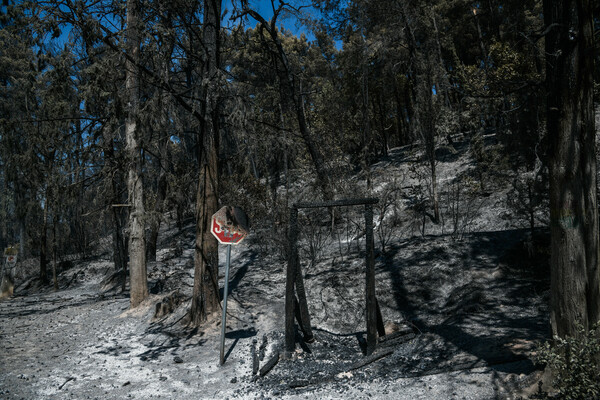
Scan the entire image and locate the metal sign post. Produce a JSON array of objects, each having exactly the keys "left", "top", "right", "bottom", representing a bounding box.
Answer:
[
  {"left": 219, "top": 244, "right": 232, "bottom": 366},
  {"left": 210, "top": 206, "right": 249, "bottom": 366}
]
